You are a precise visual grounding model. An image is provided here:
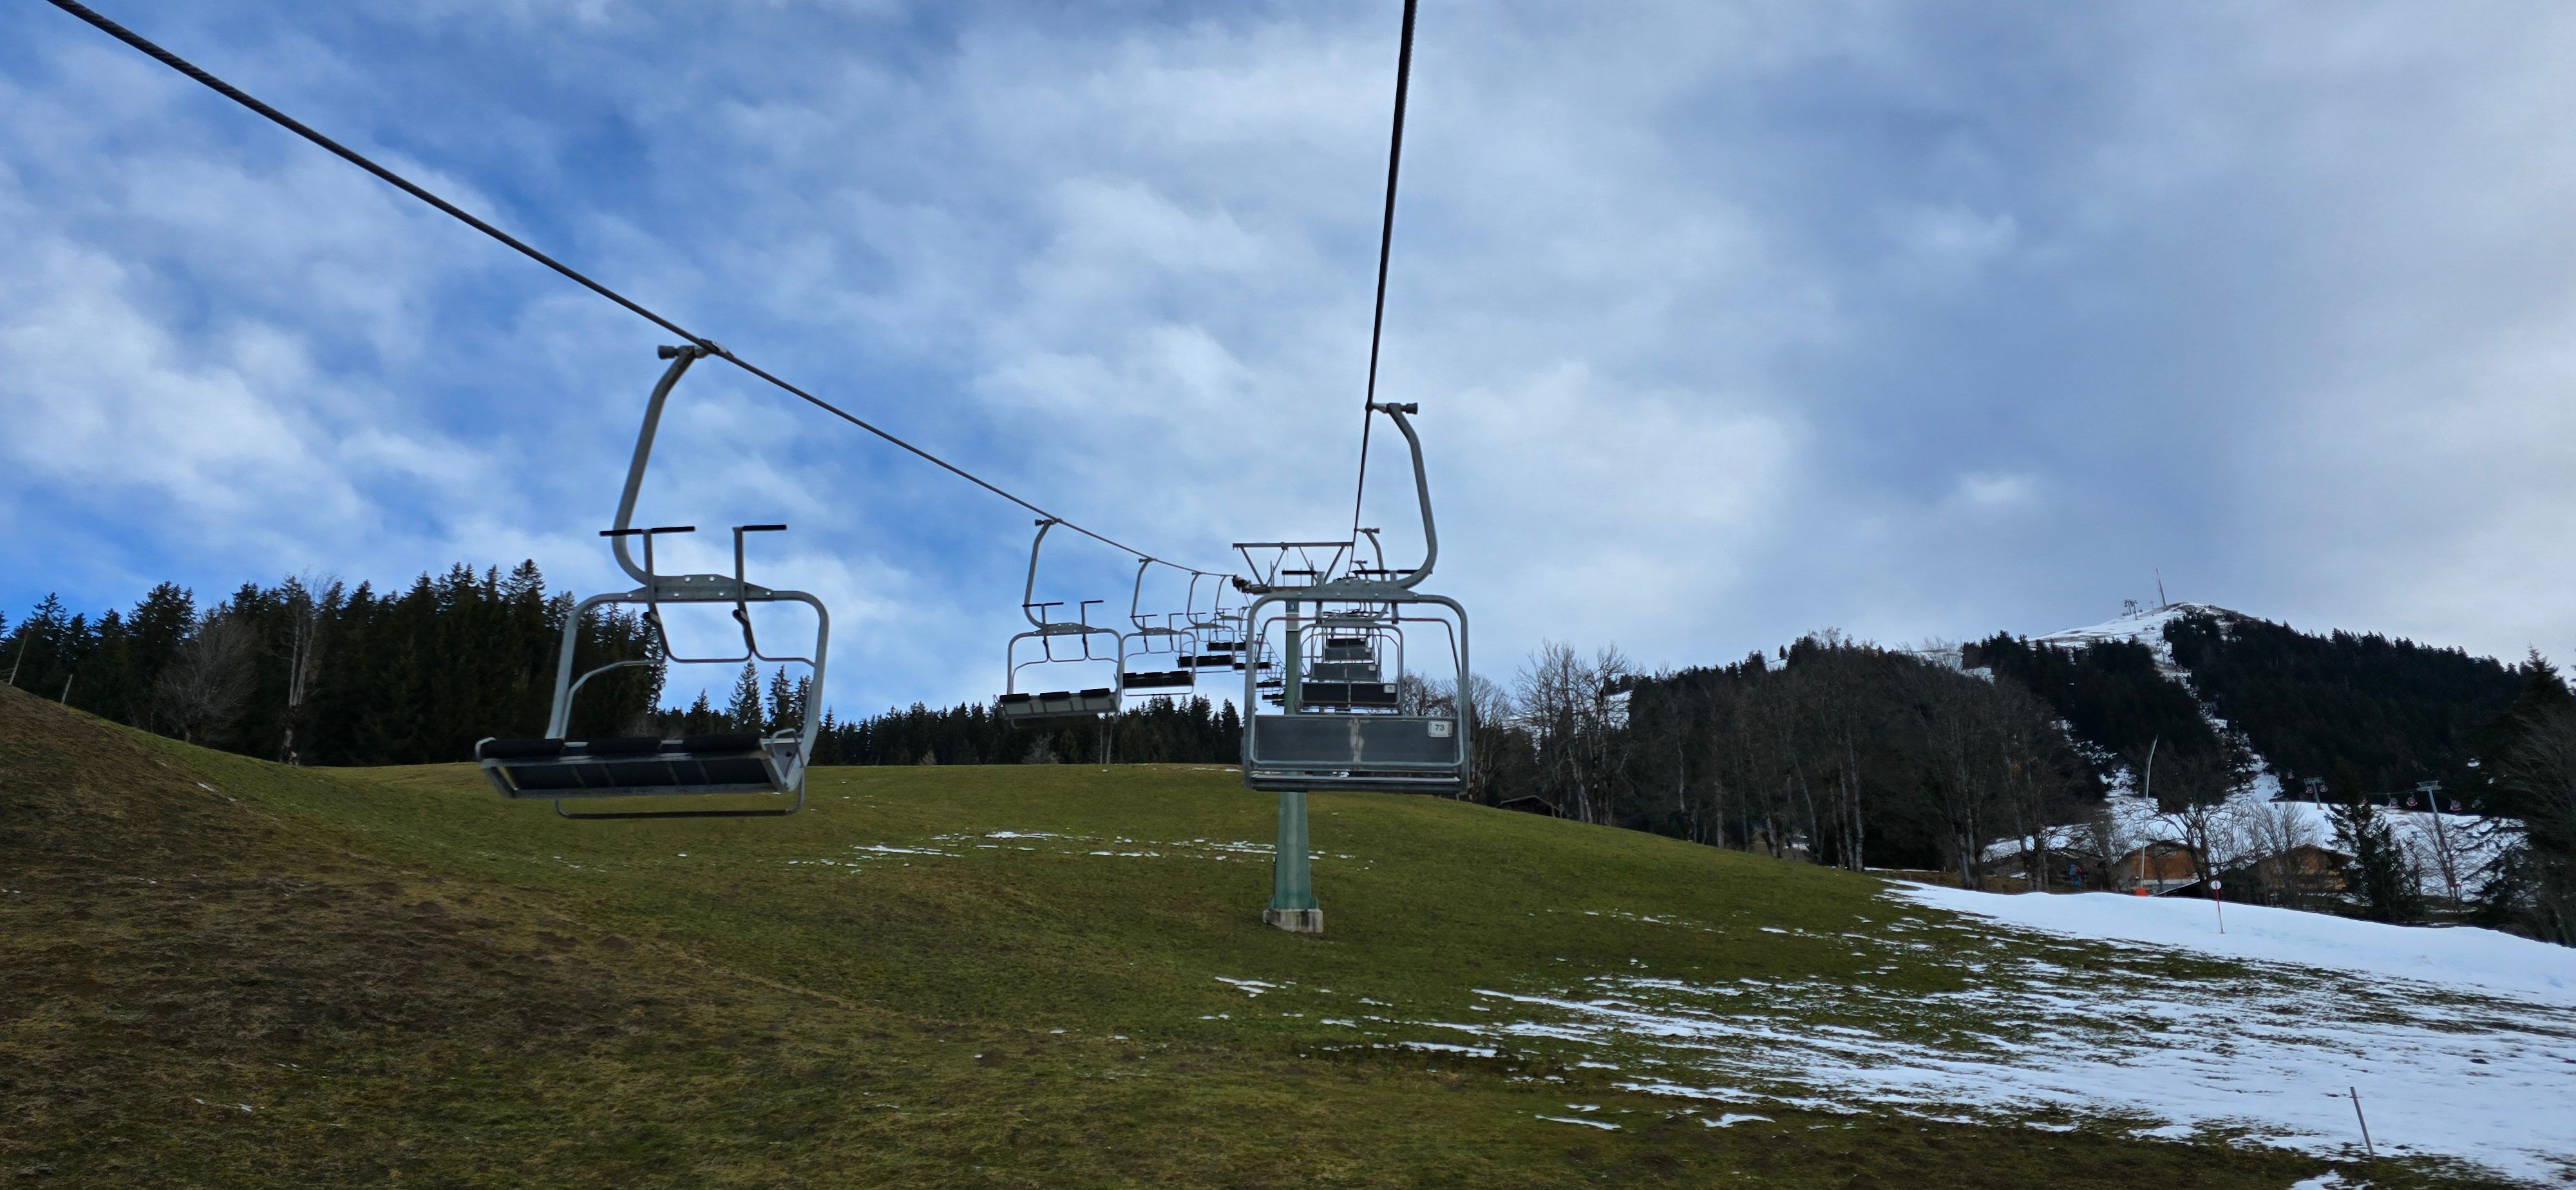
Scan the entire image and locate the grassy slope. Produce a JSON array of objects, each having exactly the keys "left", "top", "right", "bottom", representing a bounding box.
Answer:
[{"left": 0, "top": 686, "right": 2479, "bottom": 1187}]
